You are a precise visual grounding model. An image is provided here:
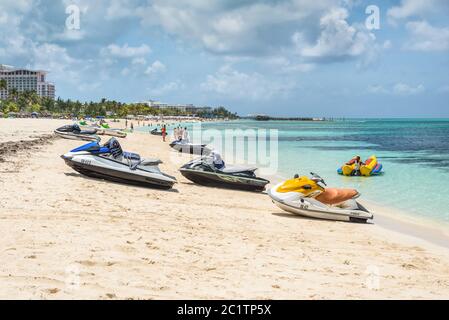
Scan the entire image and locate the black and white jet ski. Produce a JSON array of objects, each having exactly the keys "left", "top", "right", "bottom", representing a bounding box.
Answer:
[
  {"left": 55, "top": 124, "right": 100, "bottom": 141},
  {"left": 61, "top": 137, "right": 176, "bottom": 189},
  {"left": 179, "top": 155, "right": 269, "bottom": 192},
  {"left": 150, "top": 128, "right": 163, "bottom": 136},
  {"left": 169, "top": 140, "right": 211, "bottom": 155},
  {"left": 268, "top": 173, "right": 373, "bottom": 223}
]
